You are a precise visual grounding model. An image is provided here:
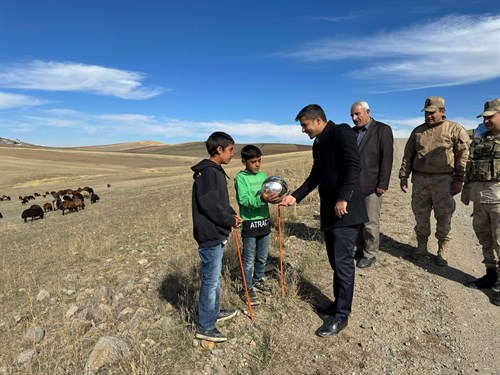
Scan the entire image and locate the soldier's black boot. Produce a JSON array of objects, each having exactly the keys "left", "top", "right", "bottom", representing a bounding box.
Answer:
[{"left": 464, "top": 268, "right": 498, "bottom": 289}]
